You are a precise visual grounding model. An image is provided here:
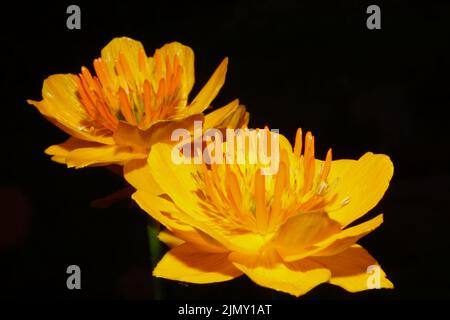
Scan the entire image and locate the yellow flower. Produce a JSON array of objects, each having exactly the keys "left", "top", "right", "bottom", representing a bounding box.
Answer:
[
  {"left": 27, "top": 37, "right": 248, "bottom": 173},
  {"left": 129, "top": 128, "right": 394, "bottom": 297}
]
